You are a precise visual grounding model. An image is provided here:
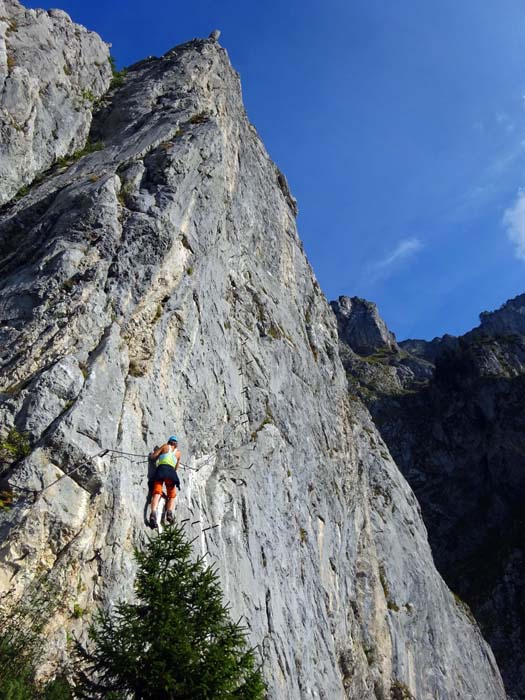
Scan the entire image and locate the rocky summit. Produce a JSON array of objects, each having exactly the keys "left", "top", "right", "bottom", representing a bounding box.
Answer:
[
  {"left": 333, "top": 293, "right": 525, "bottom": 700},
  {"left": 0, "top": 2, "right": 508, "bottom": 698}
]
